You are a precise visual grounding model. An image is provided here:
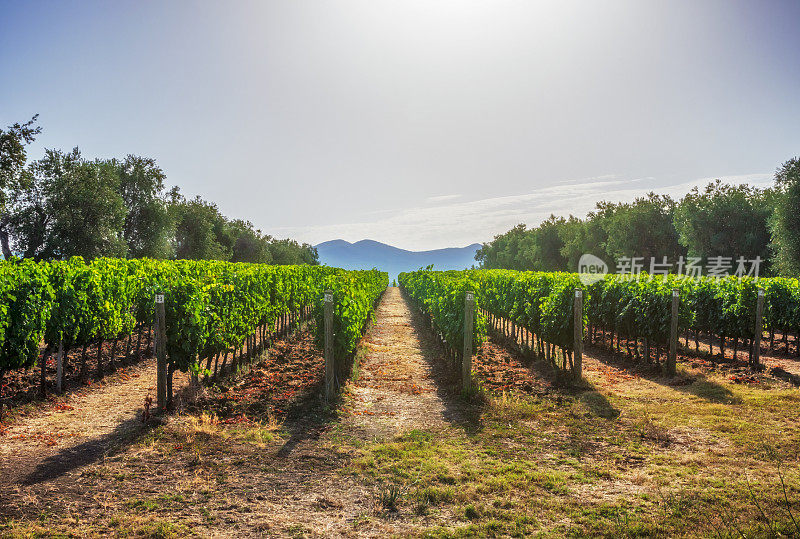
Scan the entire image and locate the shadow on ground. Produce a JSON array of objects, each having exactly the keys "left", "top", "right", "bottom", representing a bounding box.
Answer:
[
  {"left": 190, "top": 324, "right": 344, "bottom": 460},
  {"left": 401, "top": 291, "right": 487, "bottom": 435},
  {"left": 585, "top": 343, "right": 741, "bottom": 405},
  {"left": 17, "top": 417, "right": 155, "bottom": 487},
  {"left": 486, "top": 328, "right": 622, "bottom": 420}
]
